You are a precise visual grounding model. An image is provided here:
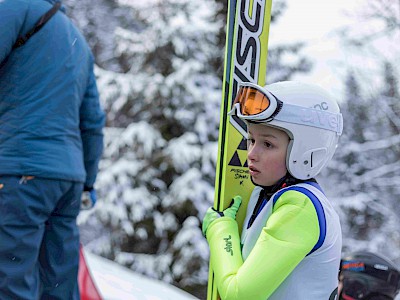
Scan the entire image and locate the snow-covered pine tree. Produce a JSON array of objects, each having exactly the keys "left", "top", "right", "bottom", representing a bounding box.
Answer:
[
  {"left": 324, "top": 64, "right": 400, "bottom": 261},
  {"left": 322, "top": 0, "right": 400, "bottom": 263},
  {"left": 78, "top": 0, "right": 223, "bottom": 297}
]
